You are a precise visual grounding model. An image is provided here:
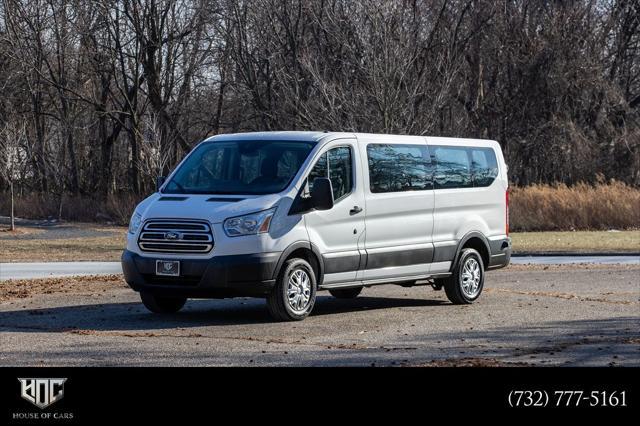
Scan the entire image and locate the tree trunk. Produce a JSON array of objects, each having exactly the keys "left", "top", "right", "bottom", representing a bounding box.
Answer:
[
  {"left": 10, "top": 180, "right": 15, "bottom": 232},
  {"left": 66, "top": 131, "right": 80, "bottom": 194}
]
